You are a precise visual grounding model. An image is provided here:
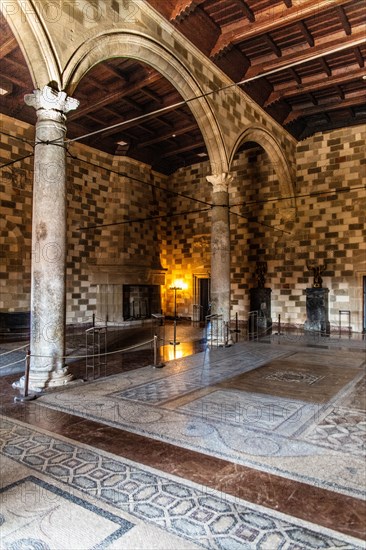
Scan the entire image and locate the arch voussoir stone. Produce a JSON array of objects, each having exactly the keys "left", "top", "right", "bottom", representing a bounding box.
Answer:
[{"left": 62, "top": 31, "right": 228, "bottom": 175}]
